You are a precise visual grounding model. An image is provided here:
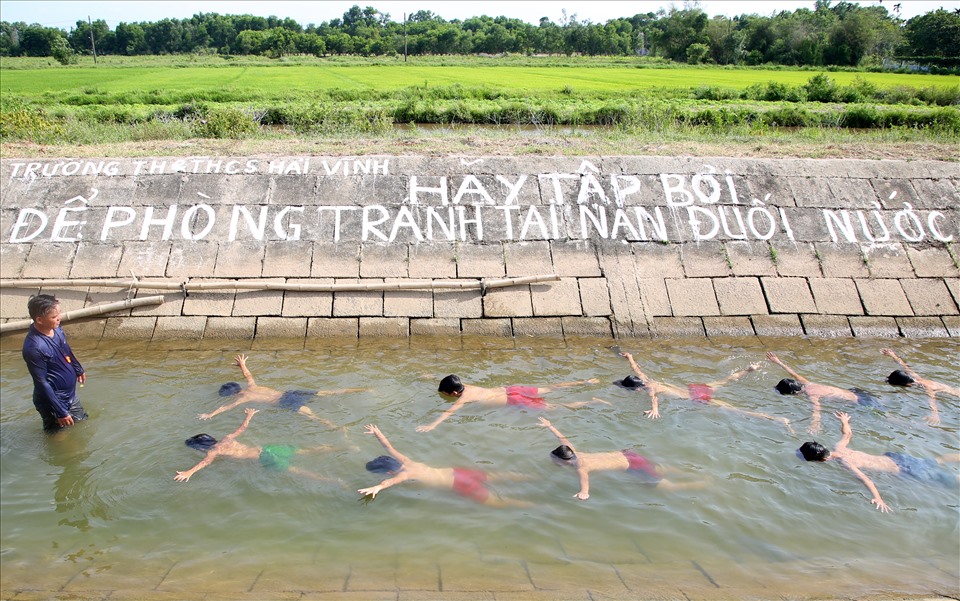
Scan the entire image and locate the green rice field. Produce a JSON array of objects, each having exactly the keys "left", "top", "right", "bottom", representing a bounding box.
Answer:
[
  {"left": 2, "top": 60, "right": 958, "bottom": 97},
  {"left": 1, "top": 55, "right": 957, "bottom": 155}
]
